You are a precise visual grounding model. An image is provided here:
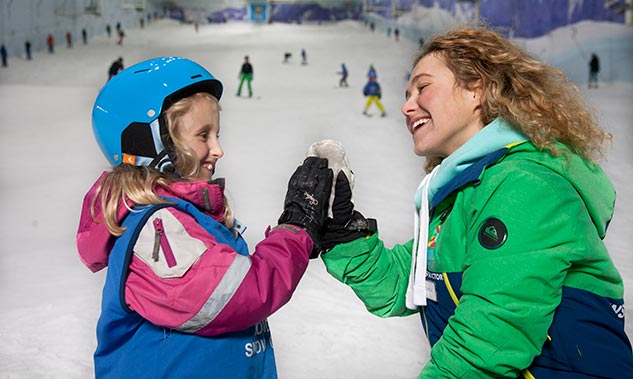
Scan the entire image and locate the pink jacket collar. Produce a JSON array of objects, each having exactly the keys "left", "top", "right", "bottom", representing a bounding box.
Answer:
[{"left": 76, "top": 171, "right": 227, "bottom": 272}]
